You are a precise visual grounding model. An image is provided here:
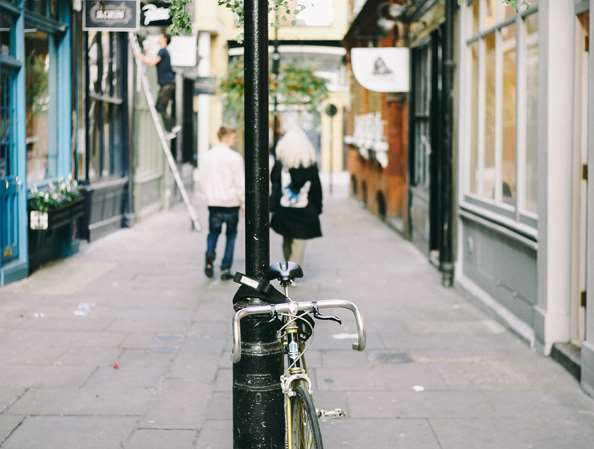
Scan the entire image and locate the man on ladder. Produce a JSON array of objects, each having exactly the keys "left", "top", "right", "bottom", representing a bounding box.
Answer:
[{"left": 134, "top": 30, "right": 181, "bottom": 139}]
